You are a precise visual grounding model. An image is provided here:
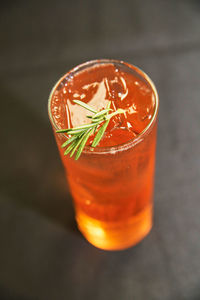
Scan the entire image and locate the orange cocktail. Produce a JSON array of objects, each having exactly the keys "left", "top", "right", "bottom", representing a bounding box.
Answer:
[{"left": 48, "top": 59, "right": 159, "bottom": 250}]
